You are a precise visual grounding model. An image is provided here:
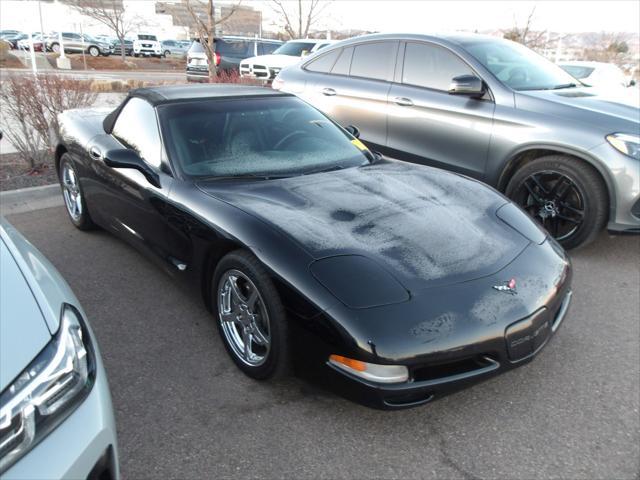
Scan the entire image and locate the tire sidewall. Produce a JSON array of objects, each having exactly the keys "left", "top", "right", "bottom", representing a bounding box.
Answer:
[
  {"left": 89, "top": 46, "right": 99, "bottom": 57},
  {"left": 212, "top": 251, "right": 288, "bottom": 380}
]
